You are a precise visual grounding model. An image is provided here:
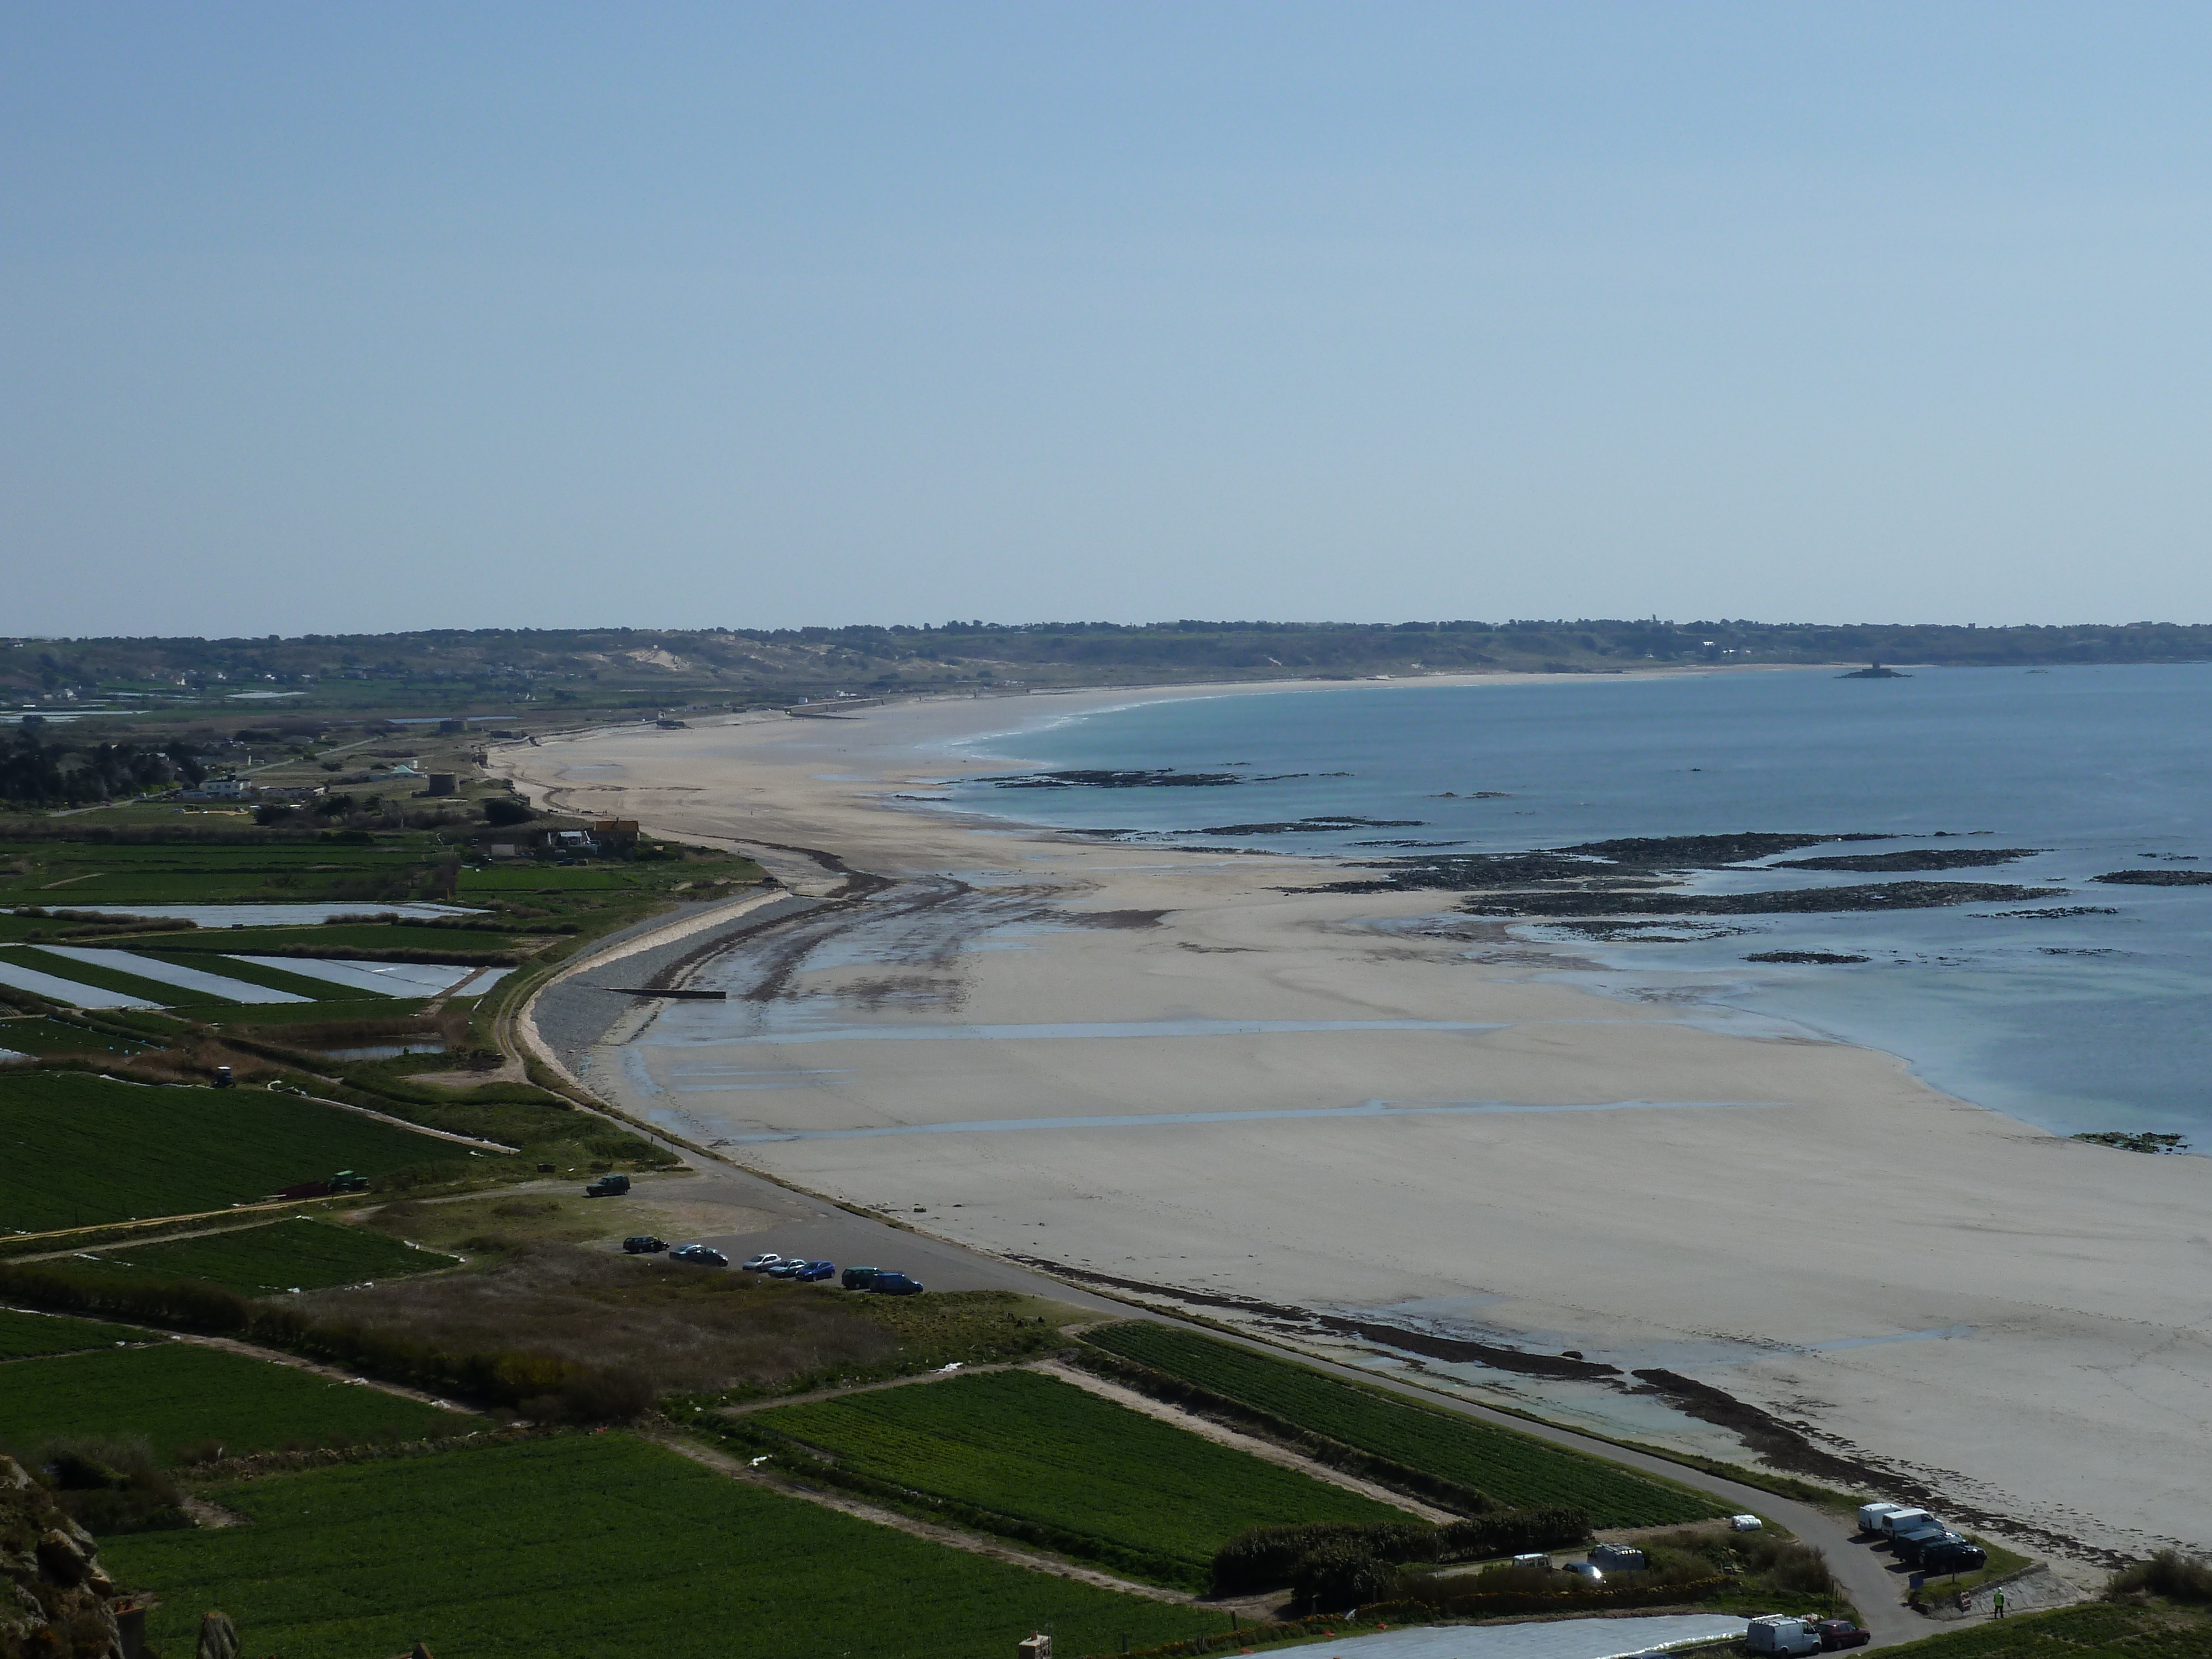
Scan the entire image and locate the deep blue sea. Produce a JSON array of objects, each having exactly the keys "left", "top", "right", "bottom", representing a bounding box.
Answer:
[{"left": 939, "top": 665, "right": 2212, "bottom": 1142}]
